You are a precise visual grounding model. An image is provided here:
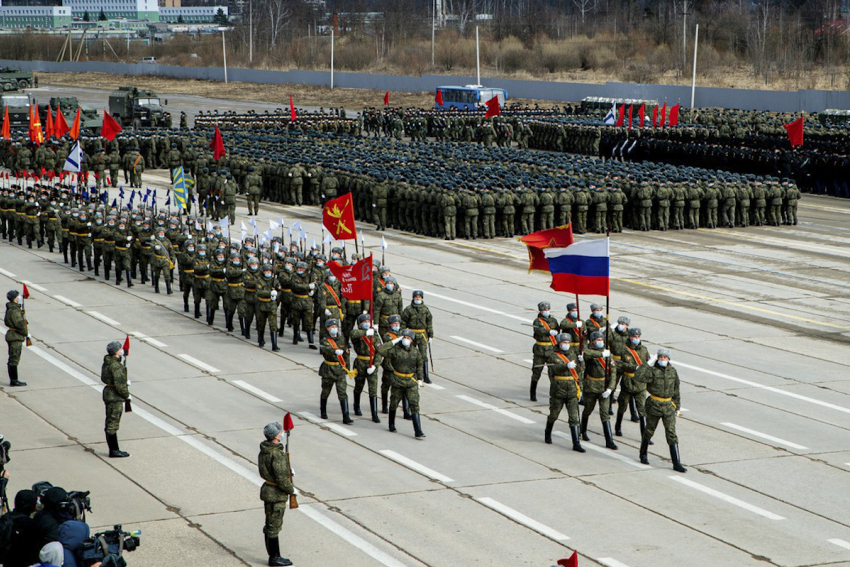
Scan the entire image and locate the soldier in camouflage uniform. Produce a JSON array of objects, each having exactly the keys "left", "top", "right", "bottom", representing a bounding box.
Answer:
[
  {"left": 378, "top": 329, "right": 425, "bottom": 438},
  {"left": 544, "top": 333, "right": 585, "bottom": 452},
  {"left": 349, "top": 313, "right": 382, "bottom": 423},
  {"left": 530, "top": 301, "right": 559, "bottom": 402},
  {"left": 258, "top": 421, "right": 295, "bottom": 567},
  {"left": 101, "top": 340, "right": 130, "bottom": 458},
  {"left": 635, "top": 348, "right": 686, "bottom": 473}
]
